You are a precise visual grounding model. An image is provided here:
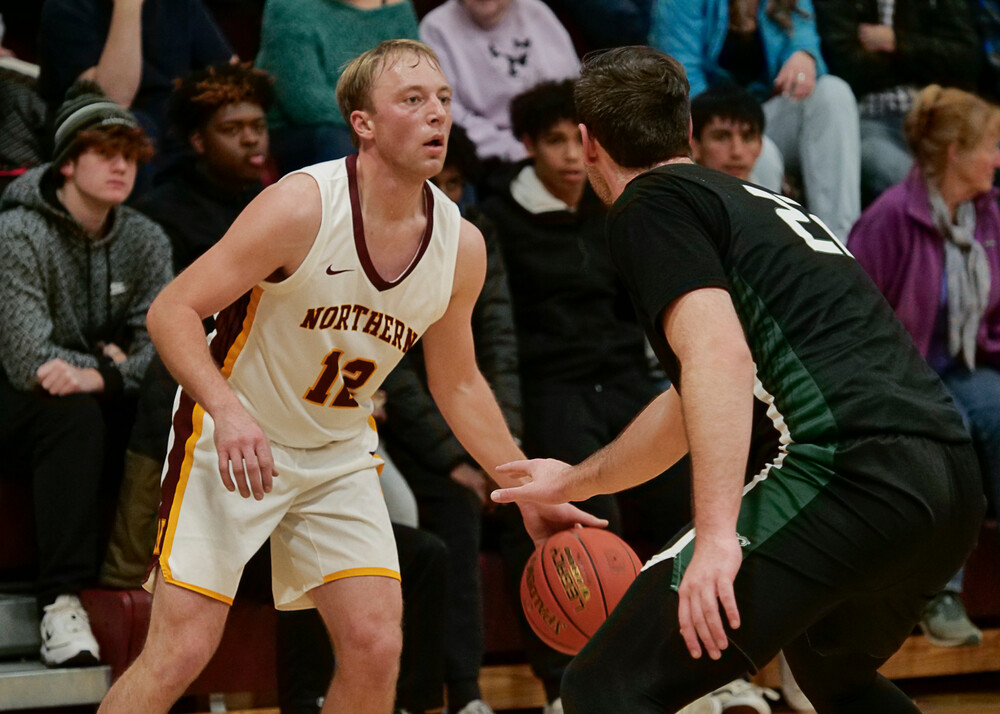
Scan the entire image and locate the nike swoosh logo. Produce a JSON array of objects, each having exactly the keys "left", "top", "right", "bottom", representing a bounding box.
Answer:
[{"left": 326, "top": 267, "right": 353, "bottom": 276}]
